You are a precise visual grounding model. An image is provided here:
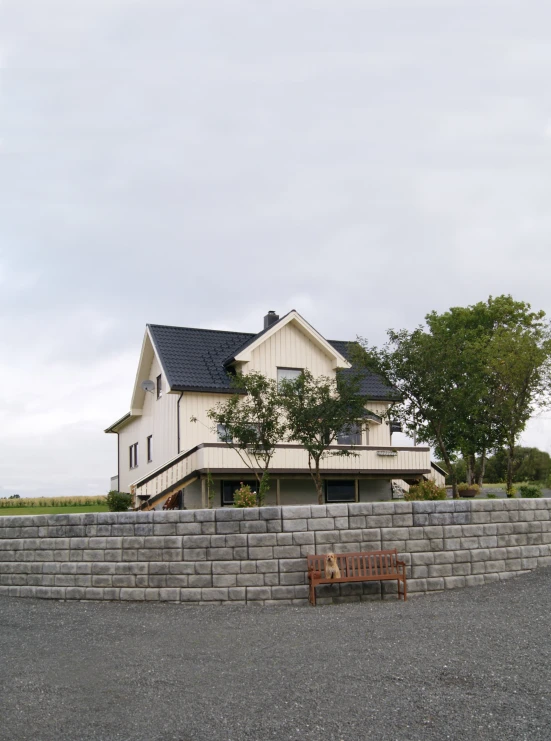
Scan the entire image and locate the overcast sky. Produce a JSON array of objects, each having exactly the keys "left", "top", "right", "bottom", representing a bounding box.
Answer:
[{"left": 1, "top": 1, "right": 551, "bottom": 497}]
